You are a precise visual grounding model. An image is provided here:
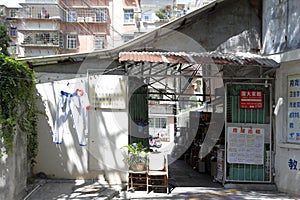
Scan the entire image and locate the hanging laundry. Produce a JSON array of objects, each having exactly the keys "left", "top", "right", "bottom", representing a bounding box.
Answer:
[{"left": 54, "top": 89, "right": 90, "bottom": 146}]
